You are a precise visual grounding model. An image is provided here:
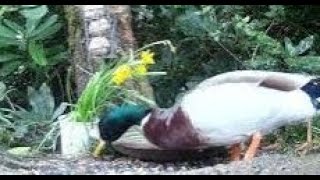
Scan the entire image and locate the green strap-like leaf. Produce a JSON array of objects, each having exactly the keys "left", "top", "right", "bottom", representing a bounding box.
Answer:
[
  {"left": 47, "top": 51, "right": 67, "bottom": 65},
  {"left": 2, "top": 19, "right": 24, "bottom": 34},
  {"left": 32, "top": 23, "right": 62, "bottom": 41},
  {"left": 19, "top": 5, "right": 48, "bottom": 20},
  {"left": 29, "top": 15, "right": 58, "bottom": 38},
  {"left": 28, "top": 41, "right": 47, "bottom": 66},
  {"left": 25, "top": 18, "right": 41, "bottom": 37},
  {"left": 51, "top": 102, "right": 68, "bottom": 121},
  {"left": 0, "top": 23, "right": 18, "bottom": 39},
  {"left": 0, "top": 54, "right": 23, "bottom": 62},
  {"left": 0, "top": 37, "right": 20, "bottom": 48}
]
